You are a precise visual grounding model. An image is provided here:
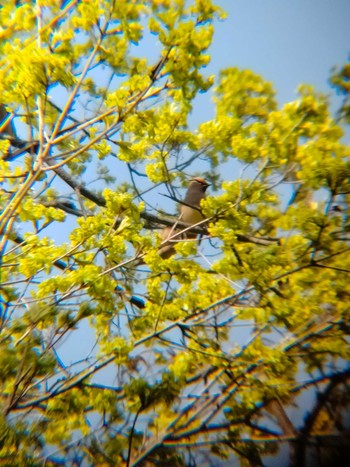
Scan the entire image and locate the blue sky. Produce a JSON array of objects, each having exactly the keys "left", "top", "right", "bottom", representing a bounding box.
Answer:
[{"left": 211, "top": 0, "right": 350, "bottom": 107}]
